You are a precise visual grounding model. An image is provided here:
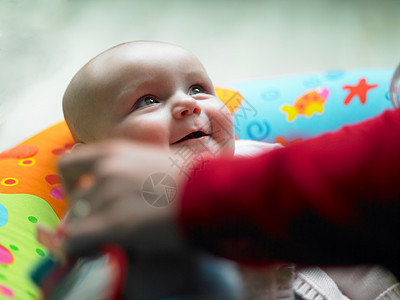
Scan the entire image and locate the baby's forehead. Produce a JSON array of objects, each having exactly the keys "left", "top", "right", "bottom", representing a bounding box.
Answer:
[
  {"left": 102, "top": 42, "right": 189, "bottom": 59},
  {"left": 98, "top": 42, "right": 201, "bottom": 69}
]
